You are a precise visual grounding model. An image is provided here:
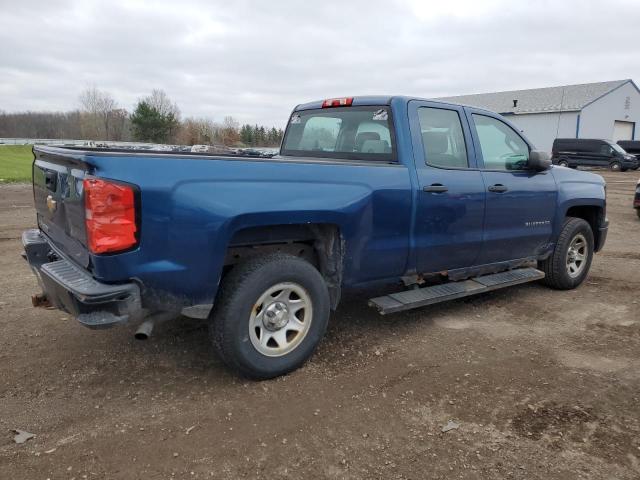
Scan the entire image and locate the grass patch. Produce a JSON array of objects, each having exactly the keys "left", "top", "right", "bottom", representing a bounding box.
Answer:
[{"left": 0, "top": 145, "right": 34, "bottom": 183}]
